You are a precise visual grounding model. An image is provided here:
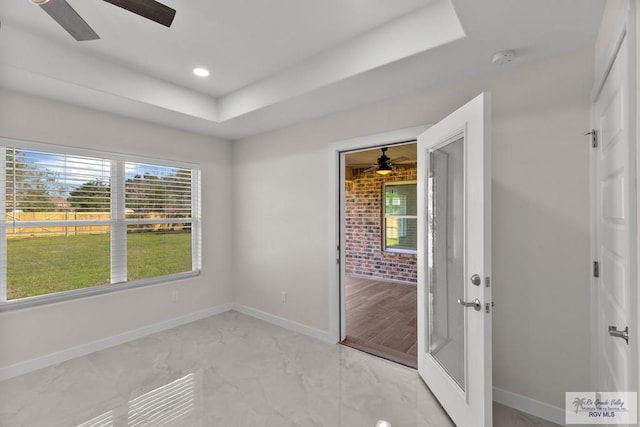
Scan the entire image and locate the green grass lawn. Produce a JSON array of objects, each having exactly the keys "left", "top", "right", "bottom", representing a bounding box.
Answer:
[
  {"left": 7, "top": 232, "right": 192, "bottom": 300},
  {"left": 386, "top": 237, "right": 399, "bottom": 247}
]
